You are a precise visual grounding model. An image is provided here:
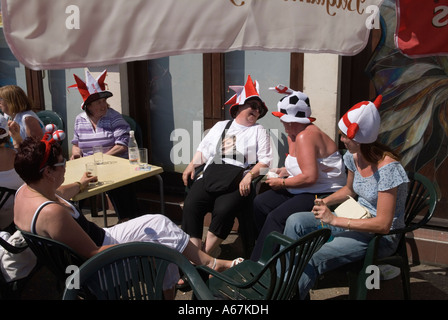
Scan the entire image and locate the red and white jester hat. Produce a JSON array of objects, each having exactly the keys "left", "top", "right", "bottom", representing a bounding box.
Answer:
[
  {"left": 338, "top": 95, "right": 382, "bottom": 144},
  {"left": 68, "top": 69, "right": 113, "bottom": 110},
  {"left": 225, "top": 75, "right": 268, "bottom": 119}
]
